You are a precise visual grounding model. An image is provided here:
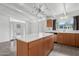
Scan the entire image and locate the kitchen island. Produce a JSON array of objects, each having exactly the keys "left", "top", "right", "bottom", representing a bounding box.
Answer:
[{"left": 16, "top": 33, "right": 54, "bottom": 56}]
